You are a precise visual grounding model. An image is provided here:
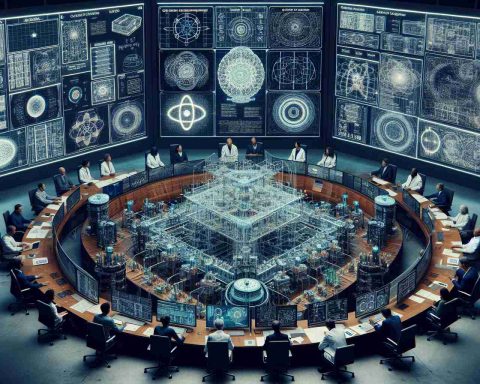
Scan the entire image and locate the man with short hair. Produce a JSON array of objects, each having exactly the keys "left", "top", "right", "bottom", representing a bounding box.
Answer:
[
  {"left": 264, "top": 320, "right": 291, "bottom": 351},
  {"left": 154, "top": 315, "right": 185, "bottom": 346},
  {"left": 371, "top": 158, "right": 395, "bottom": 183},
  {"left": 93, "top": 302, "right": 125, "bottom": 337},
  {"left": 220, "top": 137, "right": 238, "bottom": 163},
  {"left": 11, "top": 258, "right": 46, "bottom": 300},
  {"left": 451, "top": 259, "right": 479, "bottom": 295},
  {"left": 35, "top": 183, "right": 58, "bottom": 208},
  {"left": 246, "top": 137, "right": 264, "bottom": 158},
  {"left": 371, "top": 308, "right": 402, "bottom": 344},
  {"left": 452, "top": 228, "right": 480, "bottom": 260},
  {"left": 318, "top": 320, "right": 347, "bottom": 367},
  {"left": 204, "top": 318, "right": 234, "bottom": 360},
  {"left": 9, "top": 204, "right": 31, "bottom": 232},
  {"left": 426, "top": 183, "right": 449, "bottom": 207},
  {"left": 2, "top": 225, "right": 30, "bottom": 259},
  {"left": 55, "top": 167, "right": 75, "bottom": 195}
]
